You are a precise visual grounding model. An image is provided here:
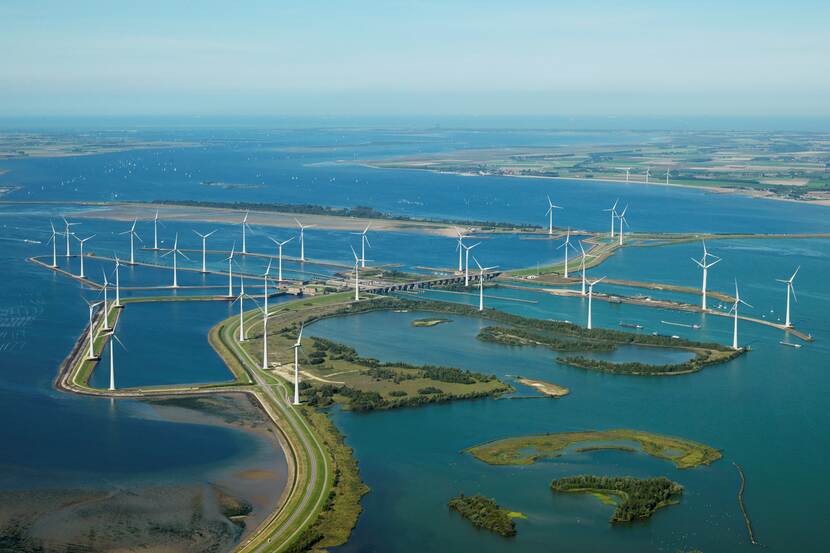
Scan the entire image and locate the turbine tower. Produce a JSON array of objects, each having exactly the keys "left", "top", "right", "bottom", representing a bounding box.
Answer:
[
  {"left": 625, "top": 168, "right": 630, "bottom": 183},
  {"left": 645, "top": 167, "right": 651, "bottom": 184},
  {"left": 776, "top": 266, "right": 800, "bottom": 328},
  {"left": 232, "top": 278, "right": 246, "bottom": 341},
  {"left": 269, "top": 236, "right": 294, "bottom": 282},
  {"left": 292, "top": 324, "right": 304, "bottom": 405},
  {"left": 113, "top": 255, "right": 122, "bottom": 308},
  {"left": 557, "top": 229, "right": 577, "bottom": 278},
  {"left": 295, "top": 219, "right": 315, "bottom": 261},
  {"left": 152, "top": 209, "right": 163, "bottom": 250},
  {"left": 84, "top": 299, "right": 102, "bottom": 360},
  {"left": 119, "top": 219, "right": 142, "bottom": 265},
  {"left": 691, "top": 241, "right": 721, "bottom": 310},
  {"left": 75, "top": 234, "right": 95, "bottom": 278},
  {"left": 100, "top": 269, "right": 111, "bottom": 331},
  {"left": 730, "top": 280, "right": 752, "bottom": 350},
  {"left": 107, "top": 323, "right": 126, "bottom": 392},
  {"left": 160, "top": 233, "right": 189, "bottom": 288},
  {"left": 454, "top": 228, "right": 469, "bottom": 272},
  {"left": 224, "top": 244, "right": 236, "bottom": 297},
  {"left": 603, "top": 200, "right": 618, "bottom": 238},
  {"left": 578, "top": 241, "right": 597, "bottom": 296},
  {"left": 262, "top": 259, "right": 272, "bottom": 315},
  {"left": 587, "top": 276, "right": 606, "bottom": 330},
  {"left": 545, "top": 196, "right": 562, "bottom": 236},
  {"left": 462, "top": 242, "right": 480, "bottom": 286},
  {"left": 474, "top": 258, "right": 497, "bottom": 311},
  {"left": 350, "top": 245, "right": 361, "bottom": 301},
  {"left": 665, "top": 167, "right": 670, "bottom": 185},
  {"left": 261, "top": 307, "right": 271, "bottom": 370},
  {"left": 193, "top": 229, "right": 217, "bottom": 273},
  {"left": 617, "top": 206, "right": 629, "bottom": 246},
  {"left": 352, "top": 224, "right": 372, "bottom": 268},
  {"left": 47, "top": 222, "right": 62, "bottom": 267},
  {"left": 241, "top": 211, "right": 251, "bottom": 254},
  {"left": 62, "top": 217, "right": 79, "bottom": 257}
]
